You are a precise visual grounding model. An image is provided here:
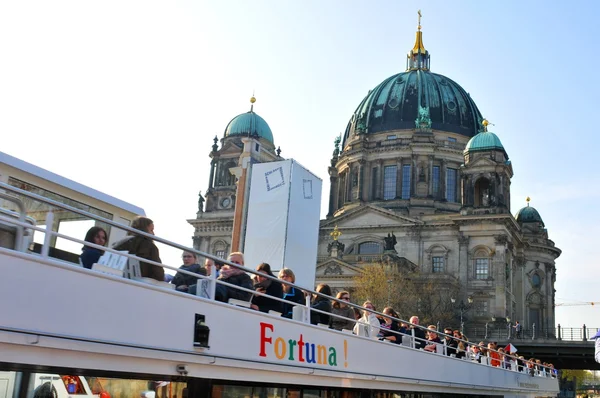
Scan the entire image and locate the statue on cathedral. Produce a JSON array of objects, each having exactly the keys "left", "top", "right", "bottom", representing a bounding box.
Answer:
[
  {"left": 197, "top": 192, "right": 205, "bottom": 213},
  {"left": 333, "top": 135, "right": 341, "bottom": 157},
  {"left": 384, "top": 232, "right": 397, "bottom": 251},
  {"left": 415, "top": 106, "right": 432, "bottom": 129}
]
